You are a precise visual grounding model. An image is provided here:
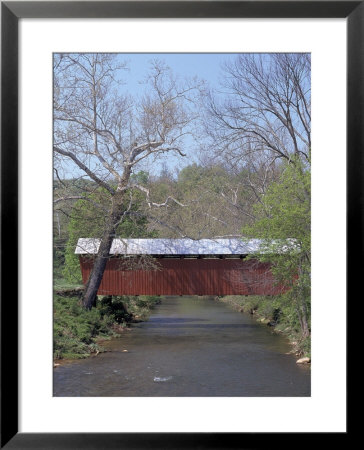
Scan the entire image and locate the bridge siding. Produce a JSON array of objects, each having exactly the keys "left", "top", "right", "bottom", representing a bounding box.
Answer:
[{"left": 79, "top": 257, "right": 286, "bottom": 296}]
